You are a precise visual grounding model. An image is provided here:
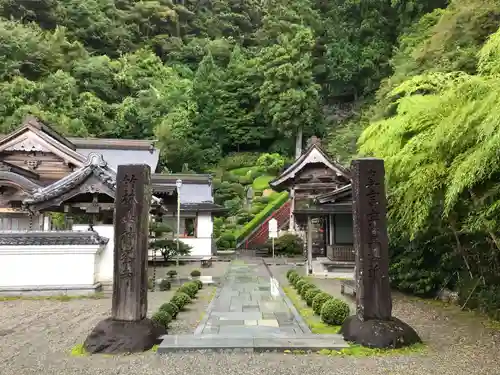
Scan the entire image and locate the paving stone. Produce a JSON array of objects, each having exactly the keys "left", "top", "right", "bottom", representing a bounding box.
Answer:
[
  {"left": 261, "top": 312, "right": 275, "bottom": 320},
  {"left": 158, "top": 259, "right": 347, "bottom": 353},
  {"left": 257, "top": 319, "right": 279, "bottom": 327},
  {"left": 214, "top": 312, "right": 262, "bottom": 320},
  {"left": 202, "top": 326, "right": 220, "bottom": 334}
]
